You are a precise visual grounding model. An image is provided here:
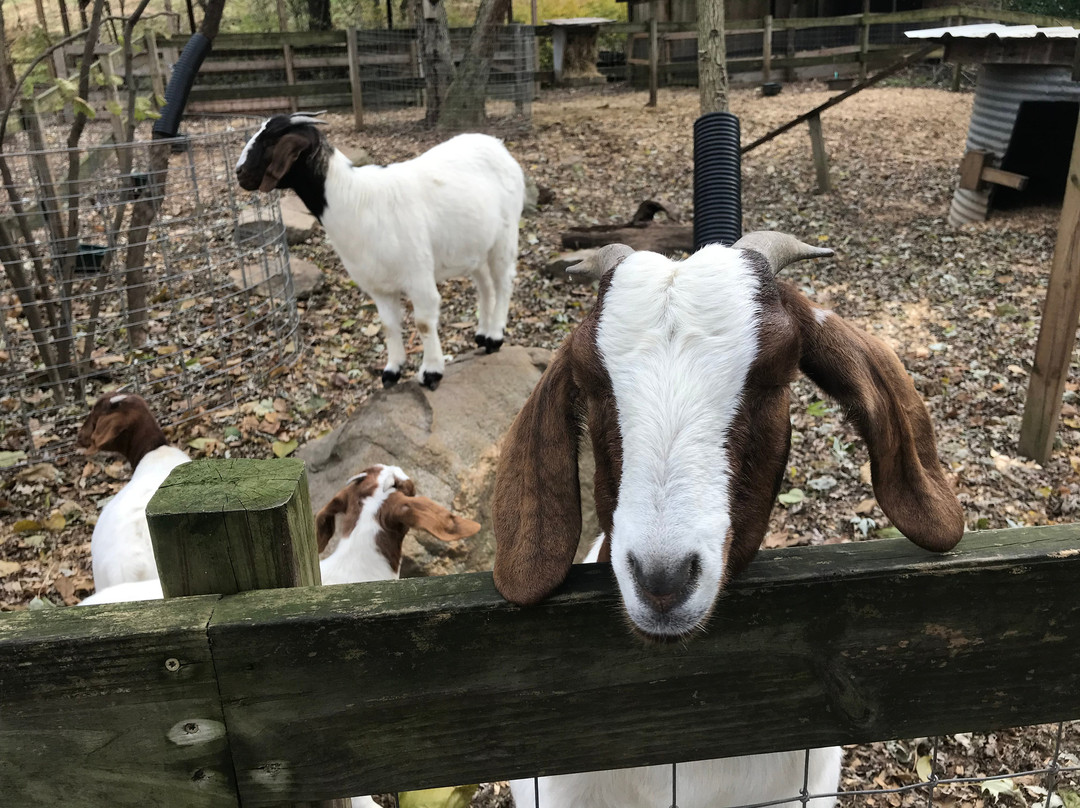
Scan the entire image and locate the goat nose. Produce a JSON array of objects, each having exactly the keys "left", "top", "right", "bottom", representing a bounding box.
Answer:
[{"left": 628, "top": 553, "right": 701, "bottom": 612}]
